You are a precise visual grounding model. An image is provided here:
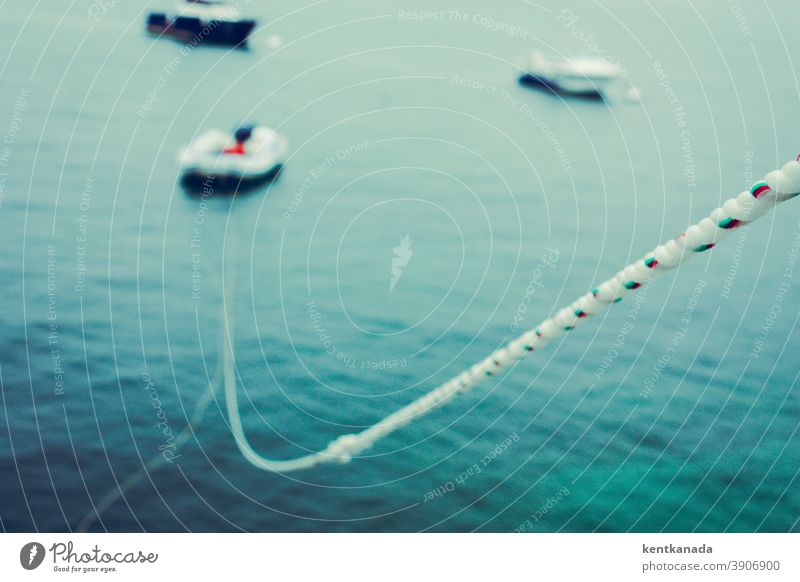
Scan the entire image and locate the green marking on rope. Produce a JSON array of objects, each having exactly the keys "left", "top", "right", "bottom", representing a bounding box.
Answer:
[
  {"left": 751, "top": 182, "right": 770, "bottom": 198},
  {"left": 594, "top": 286, "right": 623, "bottom": 302}
]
